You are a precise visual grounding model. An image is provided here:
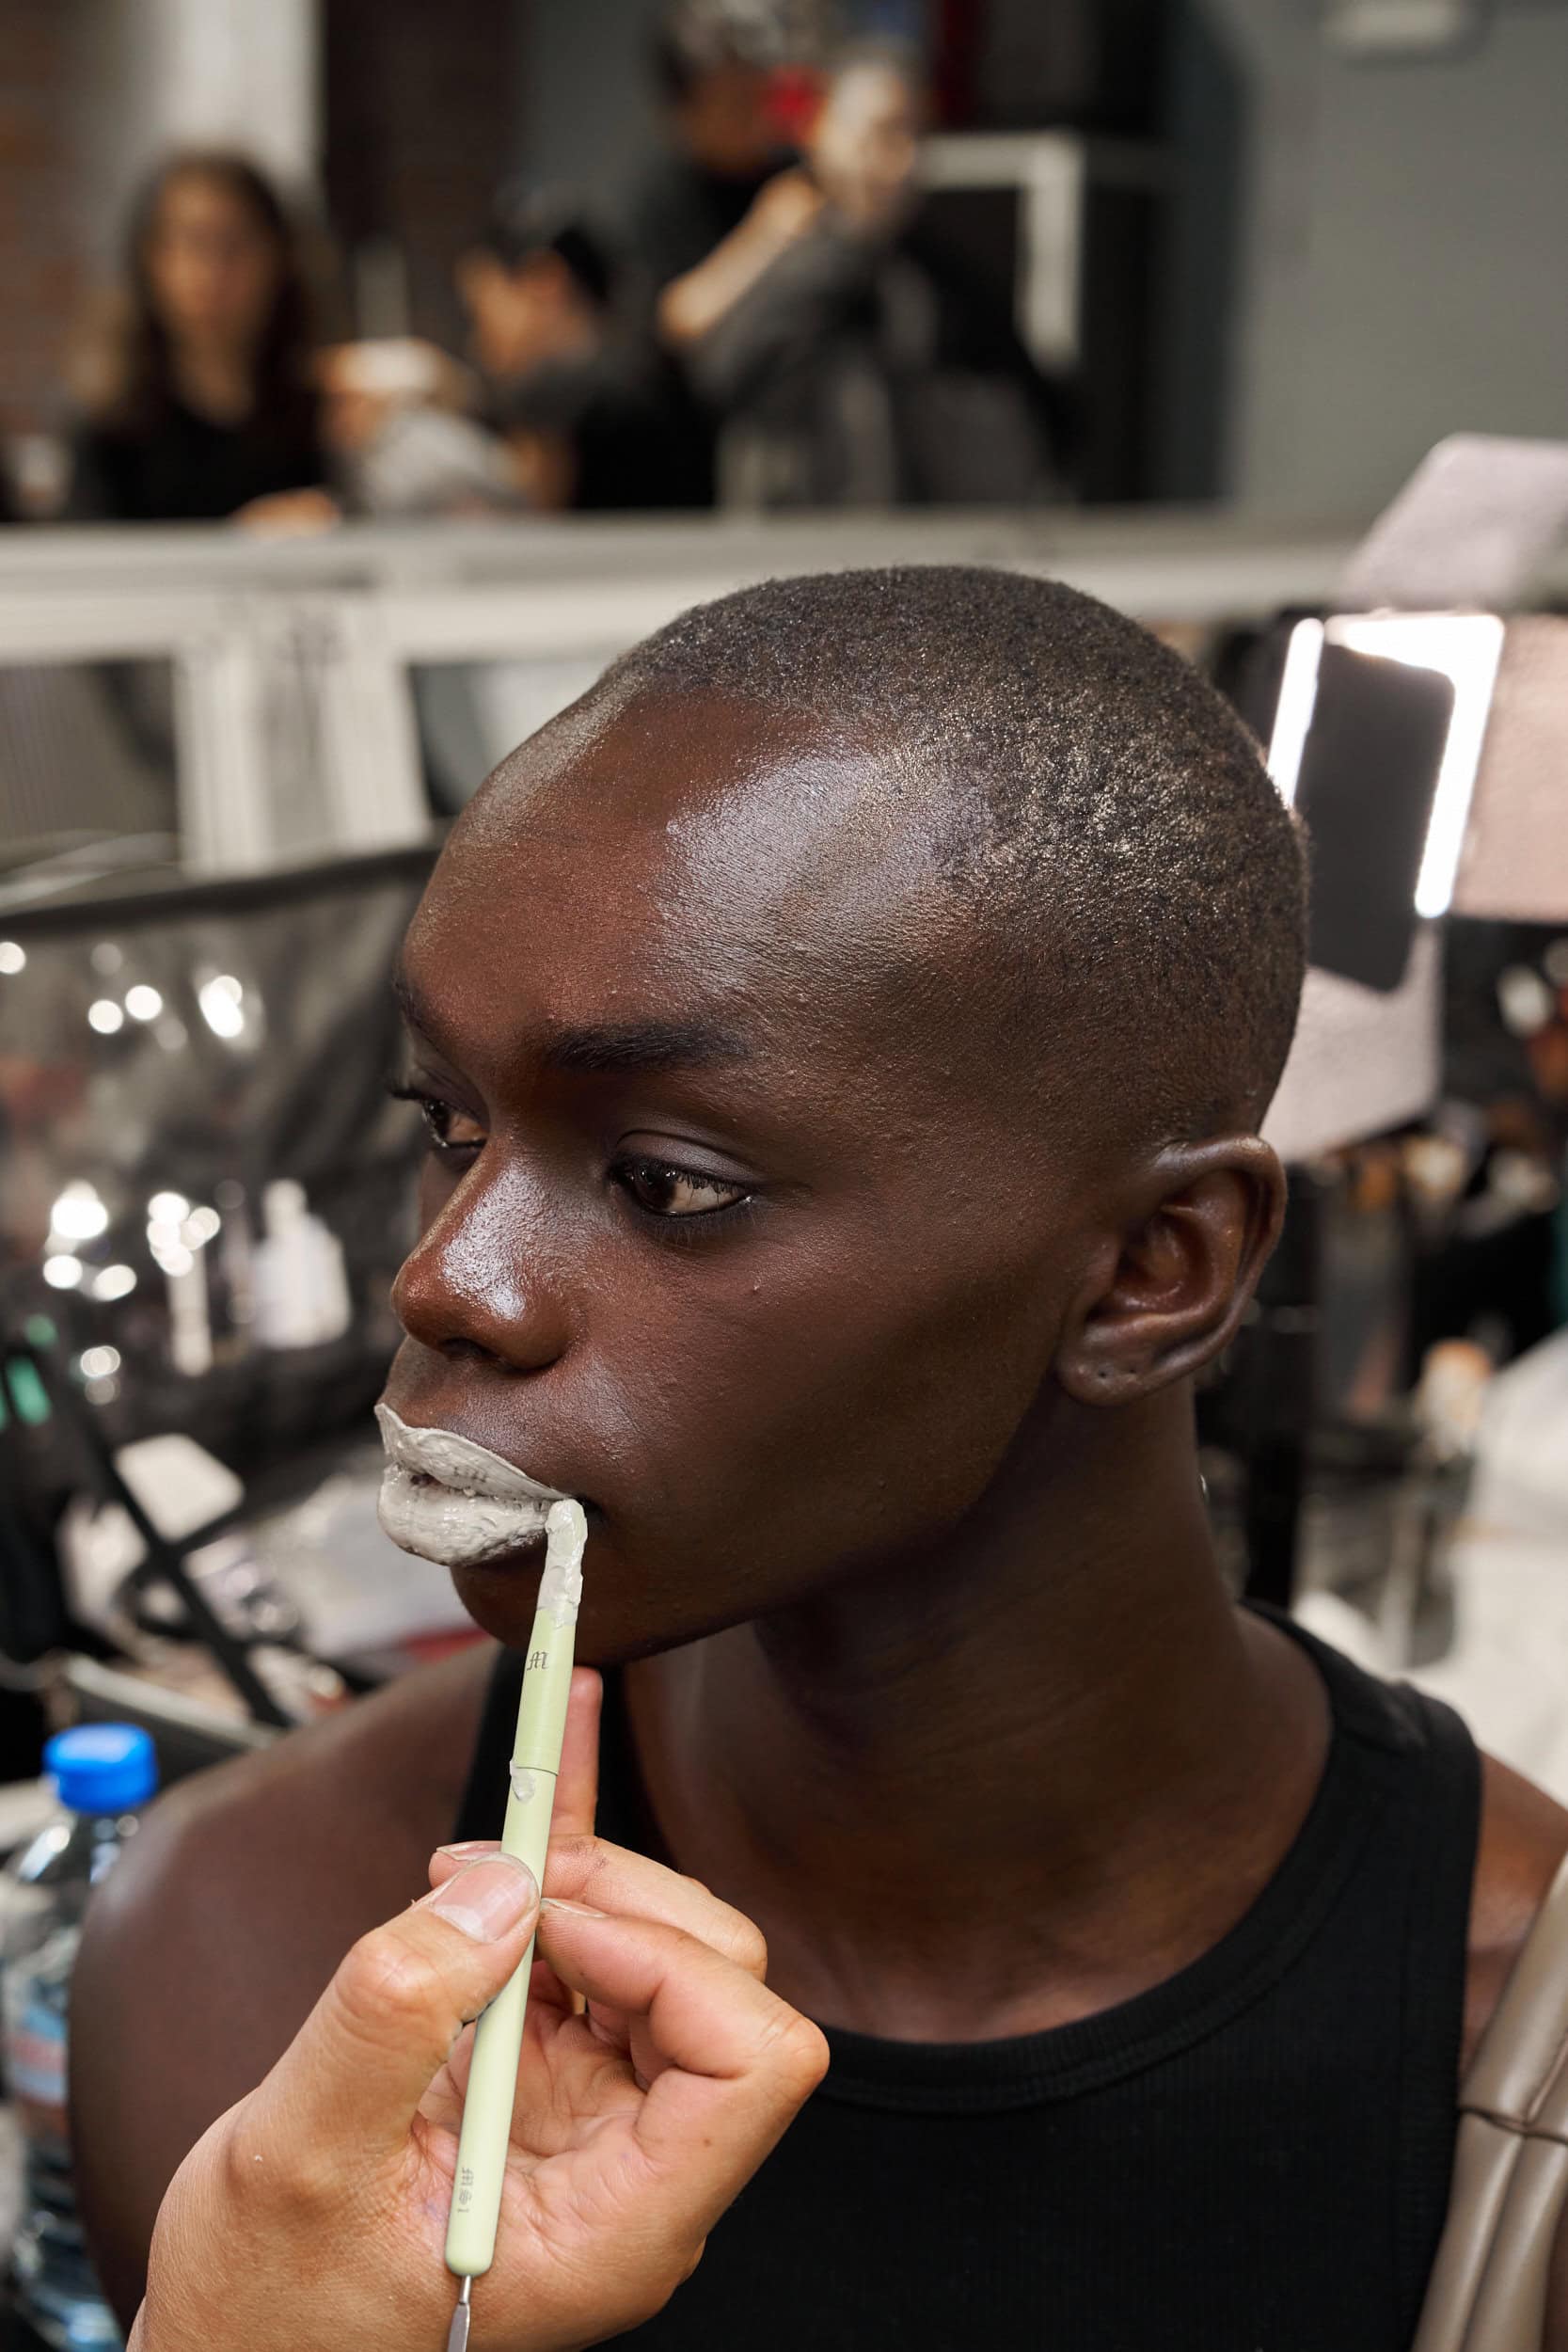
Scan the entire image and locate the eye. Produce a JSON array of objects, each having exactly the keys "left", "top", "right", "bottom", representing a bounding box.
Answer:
[
  {"left": 616, "top": 1155, "right": 751, "bottom": 1219},
  {"left": 390, "top": 1085, "right": 486, "bottom": 1160}
]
